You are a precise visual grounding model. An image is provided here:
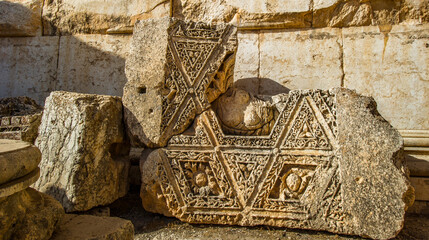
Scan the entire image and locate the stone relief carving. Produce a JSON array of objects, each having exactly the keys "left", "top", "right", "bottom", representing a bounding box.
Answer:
[
  {"left": 123, "top": 18, "right": 237, "bottom": 147},
  {"left": 141, "top": 88, "right": 413, "bottom": 239},
  {"left": 143, "top": 89, "right": 345, "bottom": 229}
]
